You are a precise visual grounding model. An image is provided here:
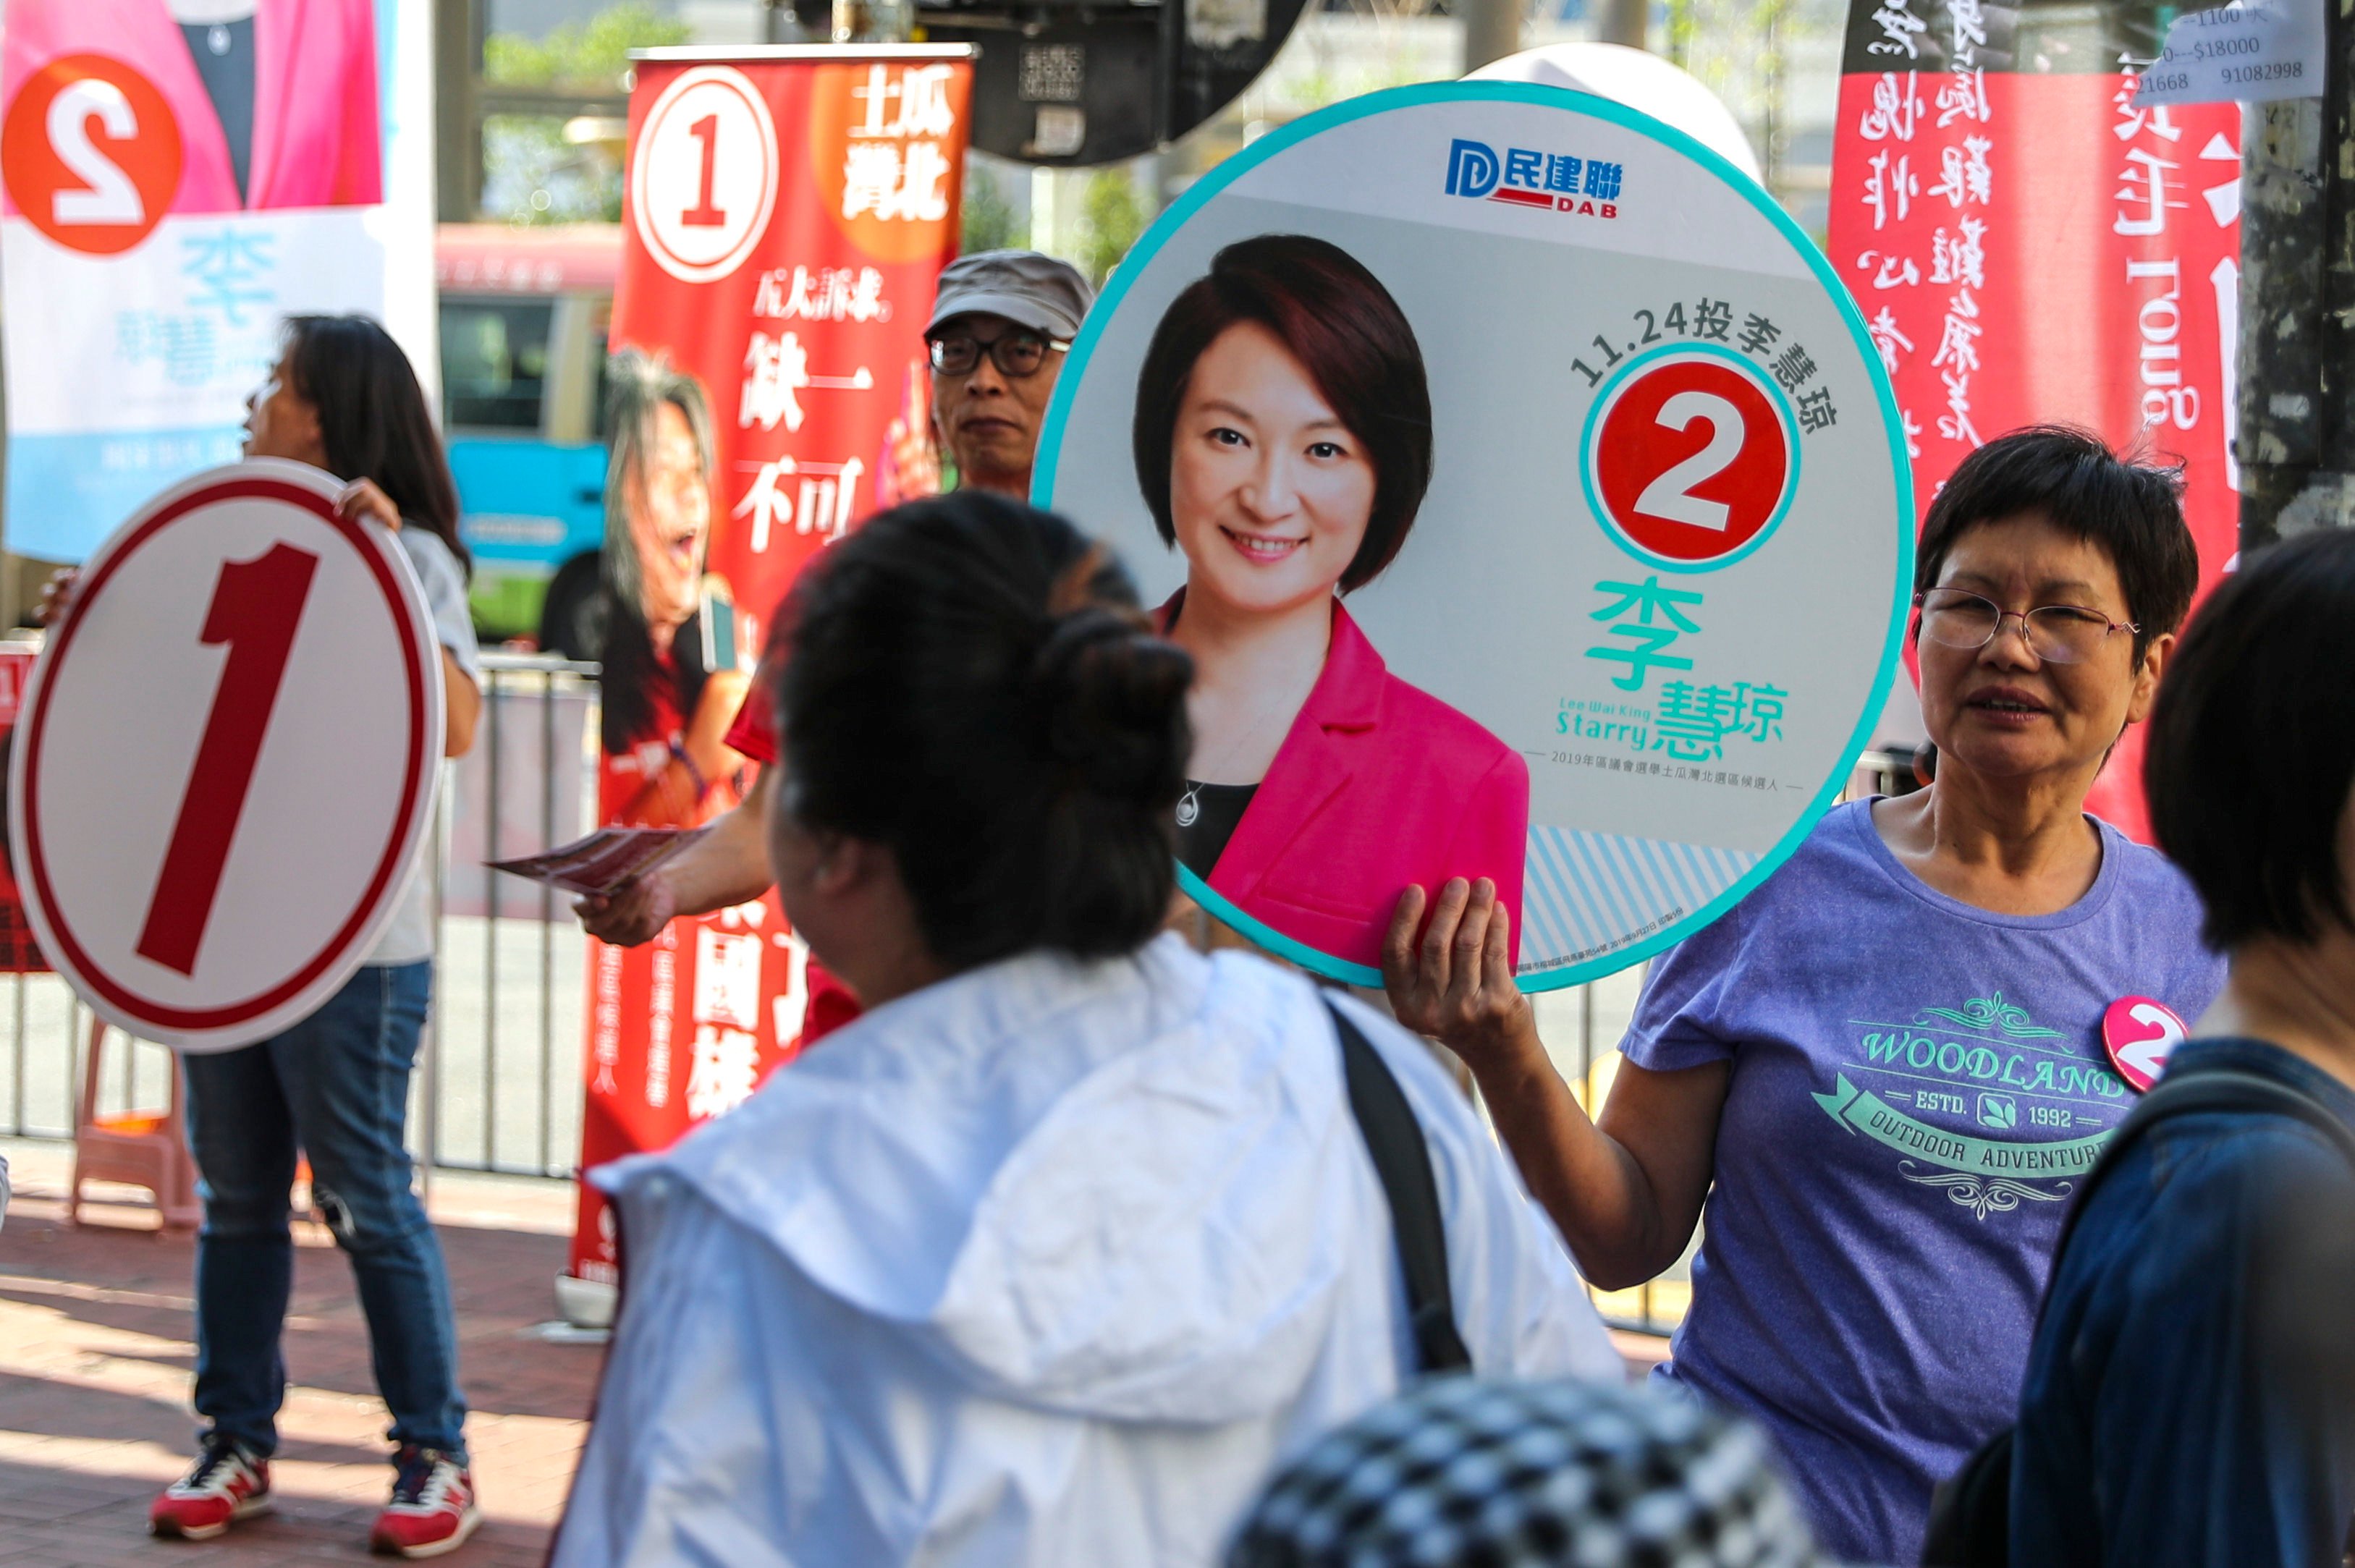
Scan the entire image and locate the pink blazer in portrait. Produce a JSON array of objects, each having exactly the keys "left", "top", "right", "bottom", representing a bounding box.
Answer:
[
  {"left": 1175, "top": 598, "right": 1529, "bottom": 973},
  {"left": 2, "top": 0, "right": 383, "bottom": 214}
]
